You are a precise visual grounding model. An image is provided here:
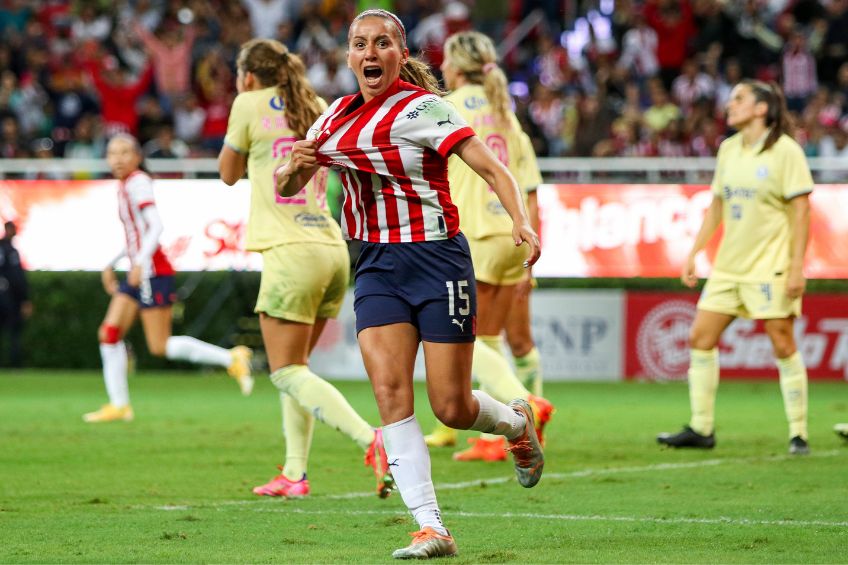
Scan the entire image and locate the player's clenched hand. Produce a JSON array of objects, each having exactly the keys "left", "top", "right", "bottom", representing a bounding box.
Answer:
[
  {"left": 127, "top": 265, "right": 142, "bottom": 288},
  {"left": 289, "top": 140, "right": 318, "bottom": 171},
  {"left": 101, "top": 266, "right": 119, "bottom": 295},
  {"left": 681, "top": 255, "right": 698, "bottom": 288},
  {"left": 513, "top": 222, "right": 541, "bottom": 267},
  {"left": 786, "top": 269, "right": 806, "bottom": 299}
]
